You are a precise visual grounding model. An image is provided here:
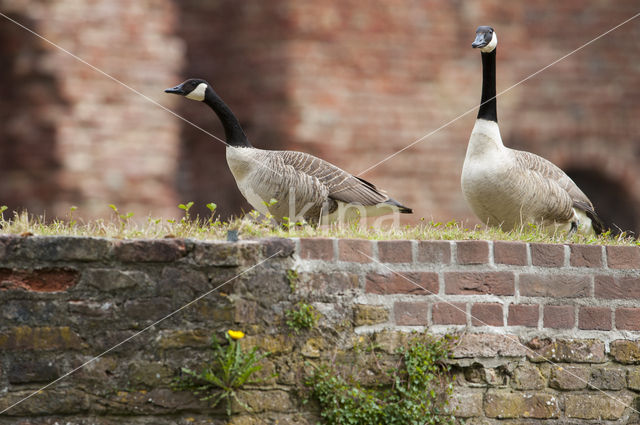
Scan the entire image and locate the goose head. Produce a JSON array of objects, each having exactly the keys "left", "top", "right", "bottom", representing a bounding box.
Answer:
[
  {"left": 164, "top": 78, "right": 209, "bottom": 101},
  {"left": 472, "top": 26, "right": 497, "bottom": 53}
]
